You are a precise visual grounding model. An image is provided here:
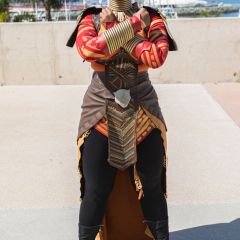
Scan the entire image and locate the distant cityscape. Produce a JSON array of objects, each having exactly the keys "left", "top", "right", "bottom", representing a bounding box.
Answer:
[{"left": 5, "top": 0, "right": 240, "bottom": 22}]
